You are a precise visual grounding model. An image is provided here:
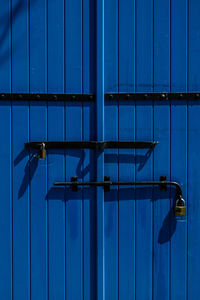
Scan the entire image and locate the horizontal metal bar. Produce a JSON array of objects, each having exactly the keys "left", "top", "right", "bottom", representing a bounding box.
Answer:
[
  {"left": 54, "top": 176, "right": 182, "bottom": 196},
  {"left": 0, "top": 93, "right": 95, "bottom": 102},
  {"left": 105, "top": 92, "right": 200, "bottom": 101},
  {"left": 25, "top": 141, "right": 158, "bottom": 150},
  {"left": 1, "top": 92, "right": 198, "bottom": 102}
]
